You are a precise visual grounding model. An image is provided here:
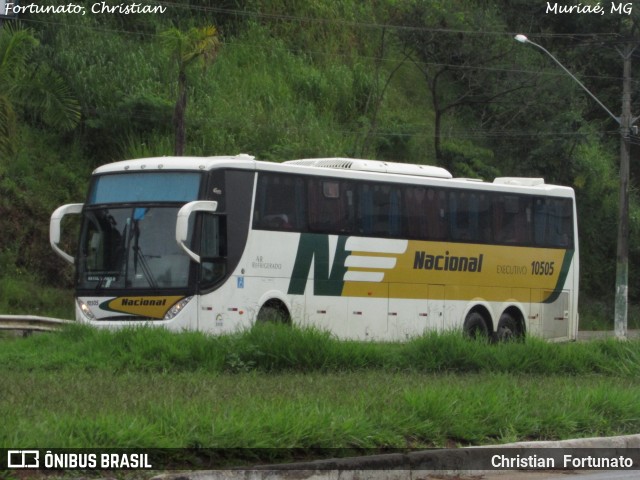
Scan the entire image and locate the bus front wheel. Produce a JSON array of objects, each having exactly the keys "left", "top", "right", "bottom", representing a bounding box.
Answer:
[
  {"left": 256, "top": 300, "right": 291, "bottom": 324},
  {"left": 463, "top": 312, "right": 489, "bottom": 340}
]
